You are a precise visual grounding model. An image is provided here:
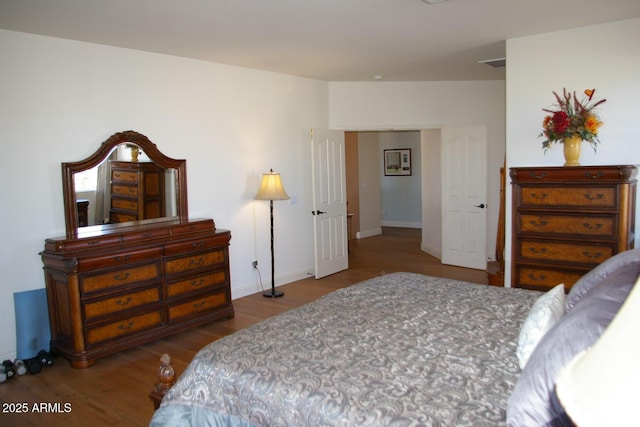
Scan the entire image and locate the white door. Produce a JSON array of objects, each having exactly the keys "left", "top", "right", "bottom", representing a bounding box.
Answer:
[
  {"left": 311, "top": 129, "right": 349, "bottom": 278},
  {"left": 441, "top": 126, "right": 488, "bottom": 269}
]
